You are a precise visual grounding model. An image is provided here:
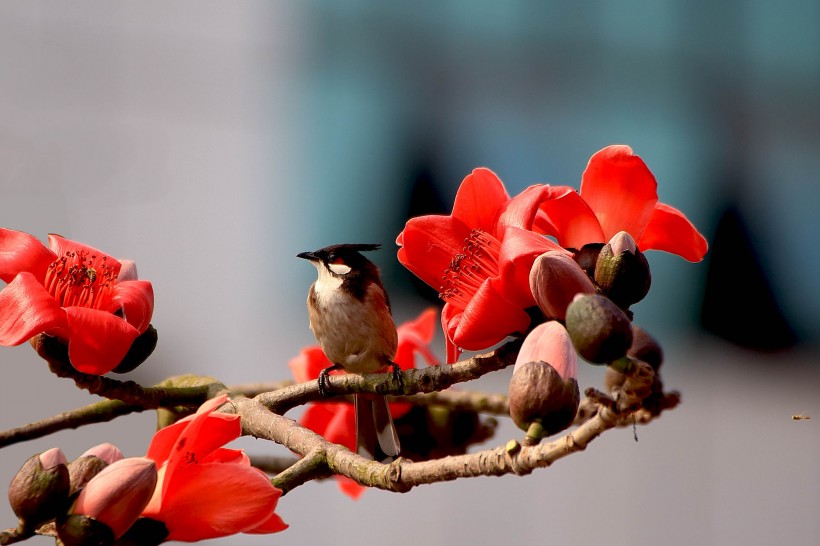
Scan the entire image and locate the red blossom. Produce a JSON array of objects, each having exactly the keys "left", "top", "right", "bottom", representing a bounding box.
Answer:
[
  {"left": 288, "top": 308, "right": 439, "bottom": 499},
  {"left": 534, "top": 145, "right": 708, "bottom": 262},
  {"left": 142, "top": 395, "right": 287, "bottom": 541},
  {"left": 0, "top": 229, "right": 154, "bottom": 374},
  {"left": 397, "top": 169, "right": 566, "bottom": 362}
]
